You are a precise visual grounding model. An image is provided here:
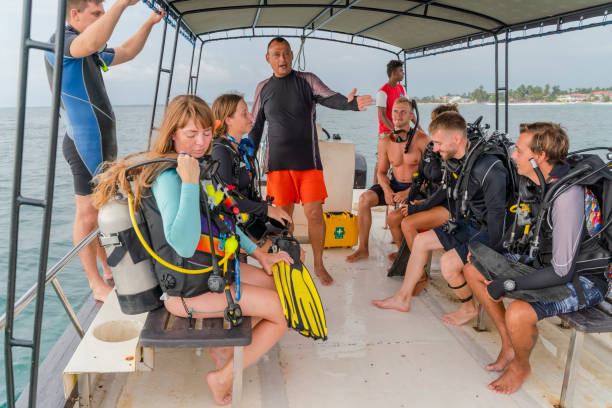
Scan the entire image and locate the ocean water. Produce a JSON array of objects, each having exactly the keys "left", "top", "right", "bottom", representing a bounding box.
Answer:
[{"left": 0, "top": 103, "right": 611, "bottom": 405}]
